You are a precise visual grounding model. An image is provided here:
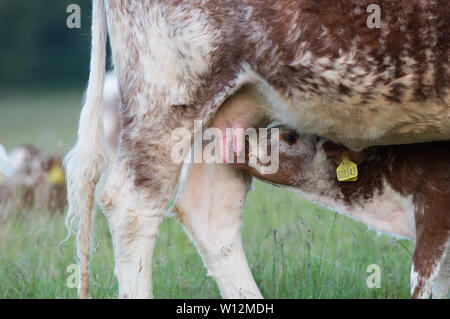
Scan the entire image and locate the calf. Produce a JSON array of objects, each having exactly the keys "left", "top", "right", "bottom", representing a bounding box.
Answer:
[{"left": 232, "top": 126, "right": 450, "bottom": 298}]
